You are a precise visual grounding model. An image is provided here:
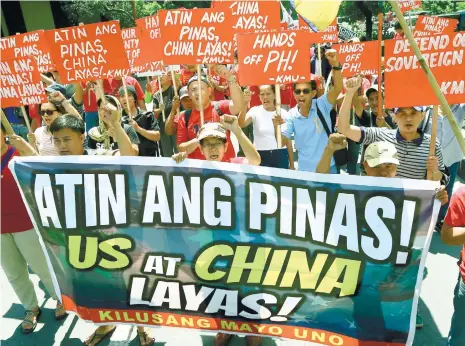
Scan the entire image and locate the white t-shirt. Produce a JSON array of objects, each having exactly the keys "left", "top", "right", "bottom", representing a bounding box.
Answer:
[
  {"left": 34, "top": 126, "right": 59, "bottom": 156},
  {"left": 247, "top": 105, "right": 289, "bottom": 150}
]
